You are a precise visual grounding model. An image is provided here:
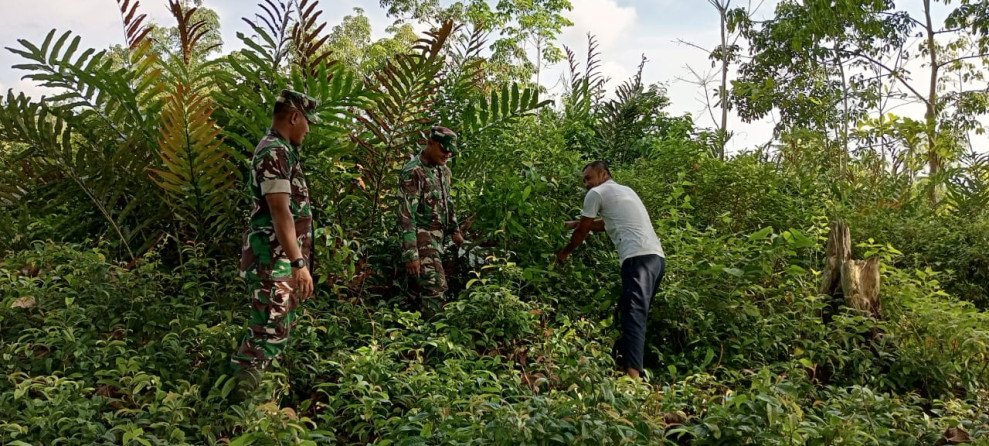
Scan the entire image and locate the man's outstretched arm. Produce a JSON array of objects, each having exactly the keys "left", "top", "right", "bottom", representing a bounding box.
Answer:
[
  {"left": 557, "top": 216, "right": 597, "bottom": 263},
  {"left": 565, "top": 219, "right": 605, "bottom": 231}
]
